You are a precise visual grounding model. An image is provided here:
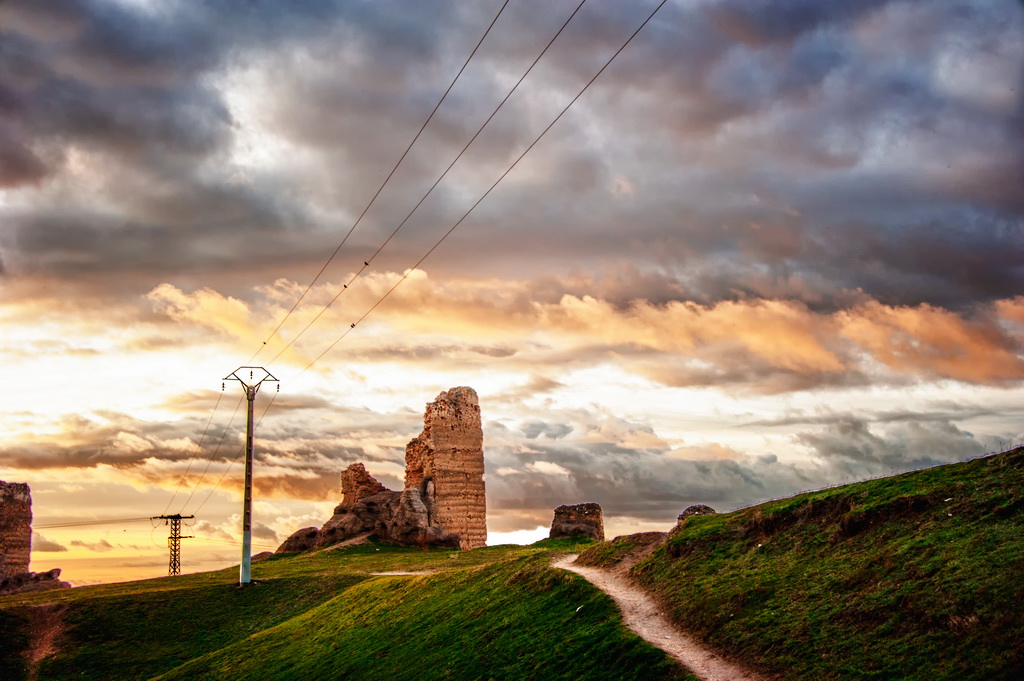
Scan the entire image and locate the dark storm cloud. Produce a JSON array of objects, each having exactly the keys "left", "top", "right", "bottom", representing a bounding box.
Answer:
[
  {"left": 0, "top": 0, "right": 483, "bottom": 287},
  {"left": 481, "top": 401, "right": 1007, "bottom": 529},
  {"left": 2, "top": 0, "right": 1022, "bottom": 320},
  {"left": 744, "top": 404, "right": 1009, "bottom": 428},
  {"left": 449, "top": 0, "right": 1024, "bottom": 310},
  {"left": 796, "top": 418, "right": 990, "bottom": 478},
  {"left": 485, "top": 438, "right": 818, "bottom": 528},
  {"left": 521, "top": 421, "right": 573, "bottom": 440}
]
